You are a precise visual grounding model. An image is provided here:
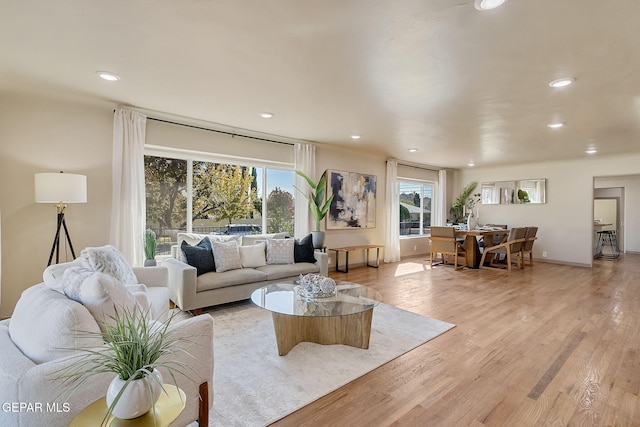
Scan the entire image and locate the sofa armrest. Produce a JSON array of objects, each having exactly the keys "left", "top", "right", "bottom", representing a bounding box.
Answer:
[
  {"left": 167, "top": 313, "right": 214, "bottom": 427},
  {"left": 164, "top": 258, "right": 198, "bottom": 311},
  {"left": 314, "top": 251, "right": 328, "bottom": 276},
  {"left": 133, "top": 266, "right": 168, "bottom": 288}
]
